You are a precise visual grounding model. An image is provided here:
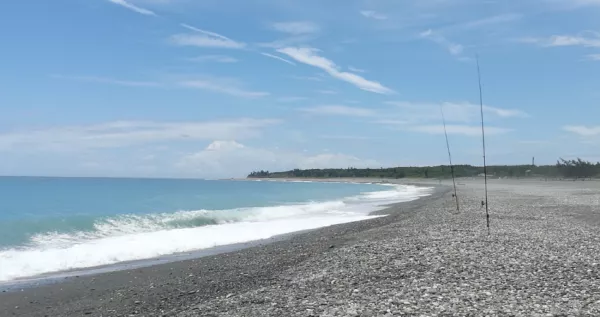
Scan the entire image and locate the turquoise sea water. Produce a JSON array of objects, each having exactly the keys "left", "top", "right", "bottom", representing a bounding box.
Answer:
[{"left": 0, "top": 177, "right": 431, "bottom": 282}]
